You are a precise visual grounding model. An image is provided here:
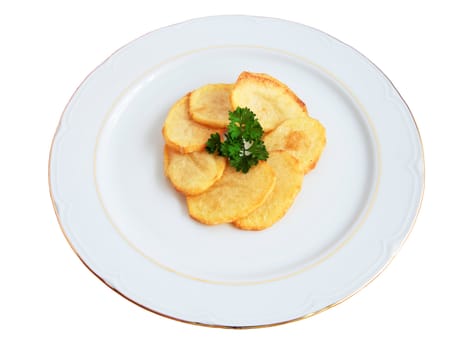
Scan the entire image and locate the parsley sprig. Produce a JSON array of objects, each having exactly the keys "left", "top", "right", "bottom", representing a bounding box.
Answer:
[{"left": 206, "top": 107, "right": 269, "bottom": 173}]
